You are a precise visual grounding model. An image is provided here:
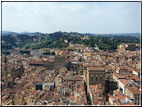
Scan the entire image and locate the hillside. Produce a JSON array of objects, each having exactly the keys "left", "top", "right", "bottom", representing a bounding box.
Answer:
[{"left": 1, "top": 31, "right": 140, "bottom": 54}]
